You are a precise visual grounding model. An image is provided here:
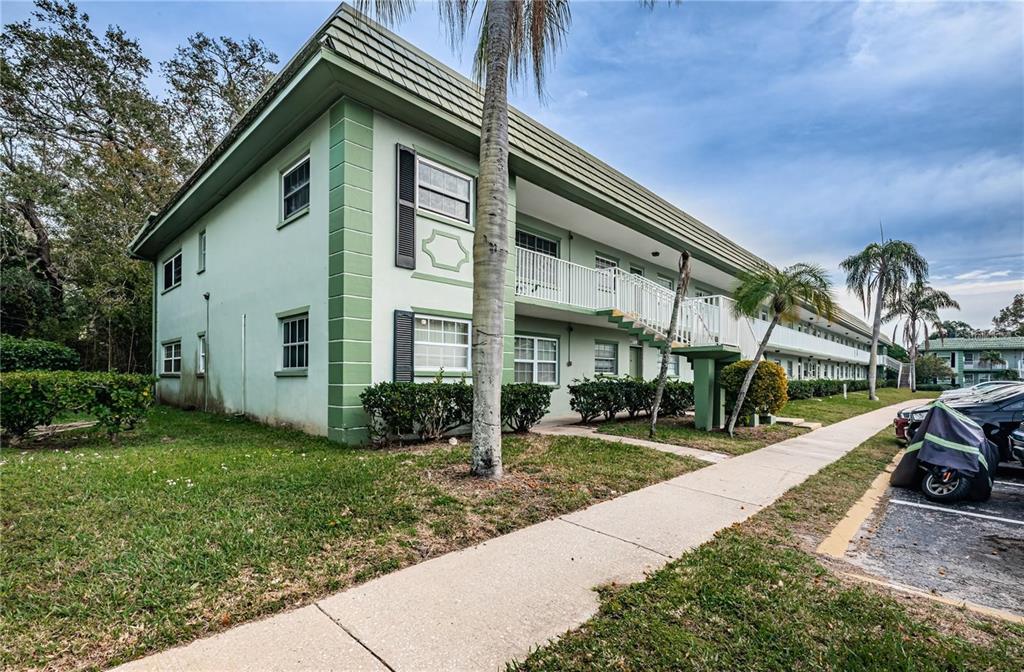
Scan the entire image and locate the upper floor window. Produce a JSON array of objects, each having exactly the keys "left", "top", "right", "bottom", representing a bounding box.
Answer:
[
  {"left": 516, "top": 230, "right": 558, "bottom": 257},
  {"left": 282, "top": 156, "right": 310, "bottom": 220},
  {"left": 162, "top": 340, "right": 181, "bottom": 374},
  {"left": 163, "top": 250, "right": 182, "bottom": 291},
  {"left": 417, "top": 157, "right": 471, "bottom": 223},
  {"left": 197, "top": 334, "right": 207, "bottom": 375},
  {"left": 630, "top": 266, "right": 644, "bottom": 277},
  {"left": 197, "top": 231, "right": 206, "bottom": 273},
  {"left": 515, "top": 335, "right": 558, "bottom": 385},
  {"left": 964, "top": 352, "right": 974, "bottom": 364},
  {"left": 414, "top": 315, "right": 470, "bottom": 371},
  {"left": 281, "top": 313, "right": 309, "bottom": 369},
  {"left": 655, "top": 275, "right": 673, "bottom": 291}
]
